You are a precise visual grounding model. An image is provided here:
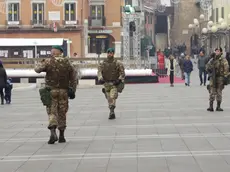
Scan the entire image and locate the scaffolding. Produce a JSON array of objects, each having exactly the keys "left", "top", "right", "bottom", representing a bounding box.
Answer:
[{"left": 122, "top": 12, "right": 142, "bottom": 69}]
